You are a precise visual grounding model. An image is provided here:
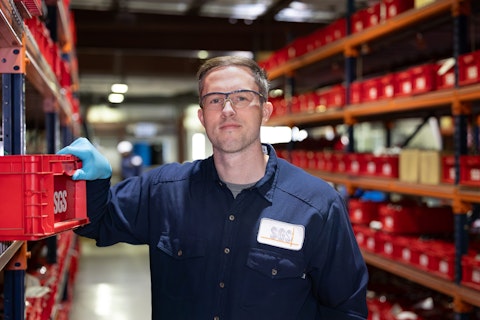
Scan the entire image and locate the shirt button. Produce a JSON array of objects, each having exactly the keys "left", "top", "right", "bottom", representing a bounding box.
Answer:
[
  {"left": 219, "top": 282, "right": 225, "bottom": 288},
  {"left": 272, "top": 269, "right": 278, "bottom": 276},
  {"left": 224, "top": 248, "right": 230, "bottom": 254},
  {"left": 229, "top": 215, "right": 235, "bottom": 221},
  {"left": 177, "top": 250, "right": 183, "bottom": 256}
]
